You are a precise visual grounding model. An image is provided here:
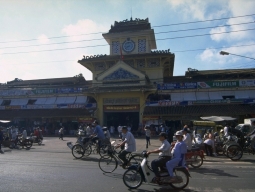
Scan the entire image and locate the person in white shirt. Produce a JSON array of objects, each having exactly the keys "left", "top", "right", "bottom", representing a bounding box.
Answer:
[
  {"left": 147, "top": 132, "right": 171, "bottom": 181},
  {"left": 118, "top": 125, "right": 122, "bottom": 138},
  {"left": 116, "top": 126, "right": 136, "bottom": 168},
  {"left": 127, "top": 126, "right": 131, "bottom": 132},
  {"left": 110, "top": 126, "right": 115, "bottom": 135},
  {"left": 144, "top": 125, "right": 151, "bottom": 148},
  {"left": 182, "top": 127, "right": 192, "bottom": 151},
  {"left": 224, "top": 124, "right": 229, "bottom": 137},
  {"left": 166, "top": 131, "right": 187, "bottom": 182}
]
